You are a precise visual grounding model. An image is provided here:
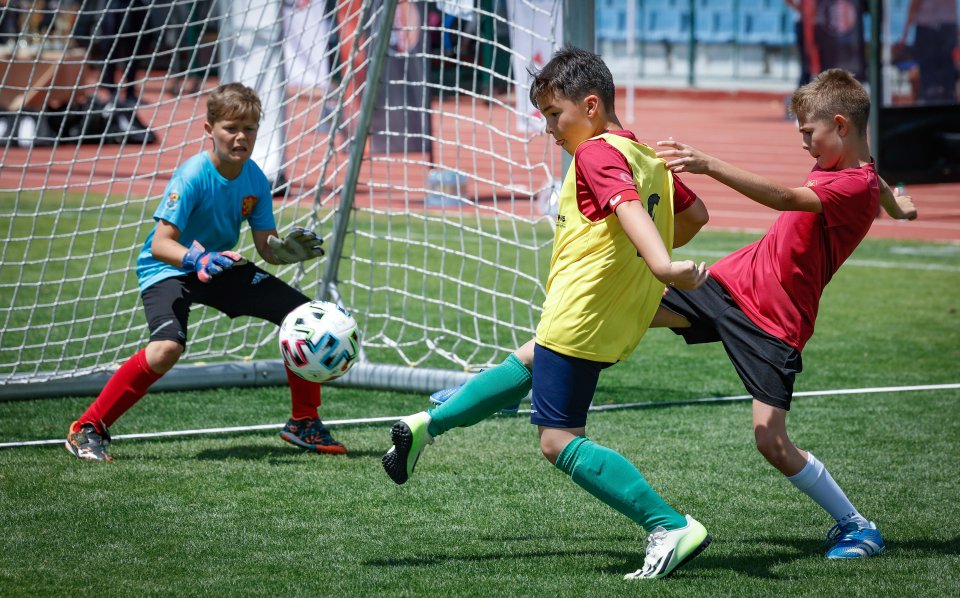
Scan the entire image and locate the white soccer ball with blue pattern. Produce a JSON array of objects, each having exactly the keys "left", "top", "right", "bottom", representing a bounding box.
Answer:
[{"left": 279, "top": 300, "right": 361, "bottom": 383}]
